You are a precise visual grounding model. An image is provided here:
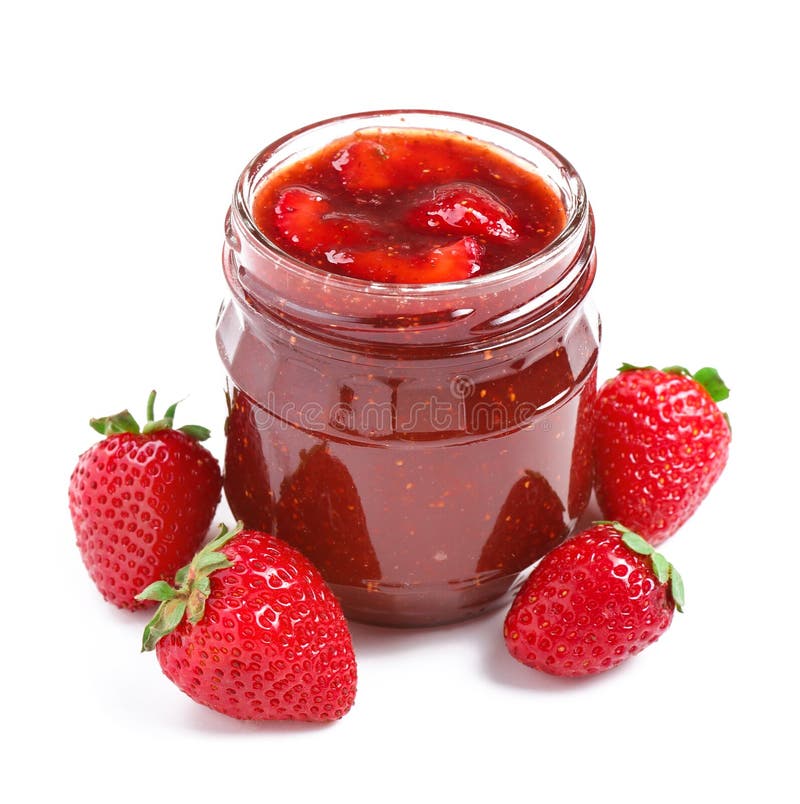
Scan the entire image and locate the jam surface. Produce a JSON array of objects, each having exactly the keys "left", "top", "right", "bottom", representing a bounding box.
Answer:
[{"left": 252, "top": 129, "right": 566, "bottom": 283}]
